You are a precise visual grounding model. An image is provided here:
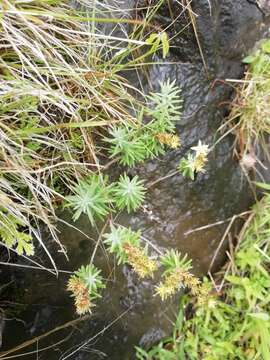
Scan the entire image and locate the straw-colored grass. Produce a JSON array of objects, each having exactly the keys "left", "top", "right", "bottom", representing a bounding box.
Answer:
[{"left": 219, "top": 40, "right": 270, "bottom": 160}]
